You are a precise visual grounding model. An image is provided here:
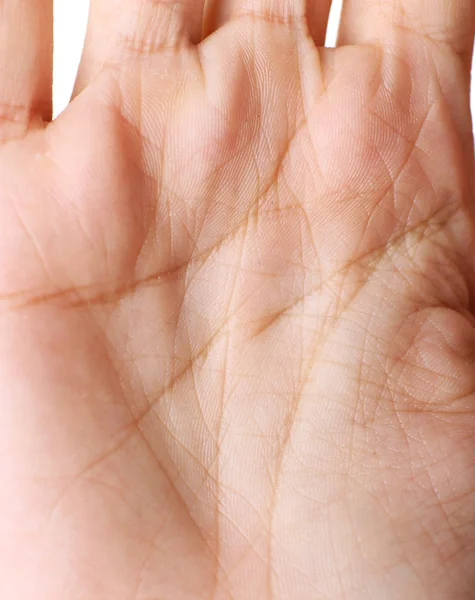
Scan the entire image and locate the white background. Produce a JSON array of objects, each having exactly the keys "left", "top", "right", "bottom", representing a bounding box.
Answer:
[{"left": 53, "top": 0, "right": 474, "bottom": 121}]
